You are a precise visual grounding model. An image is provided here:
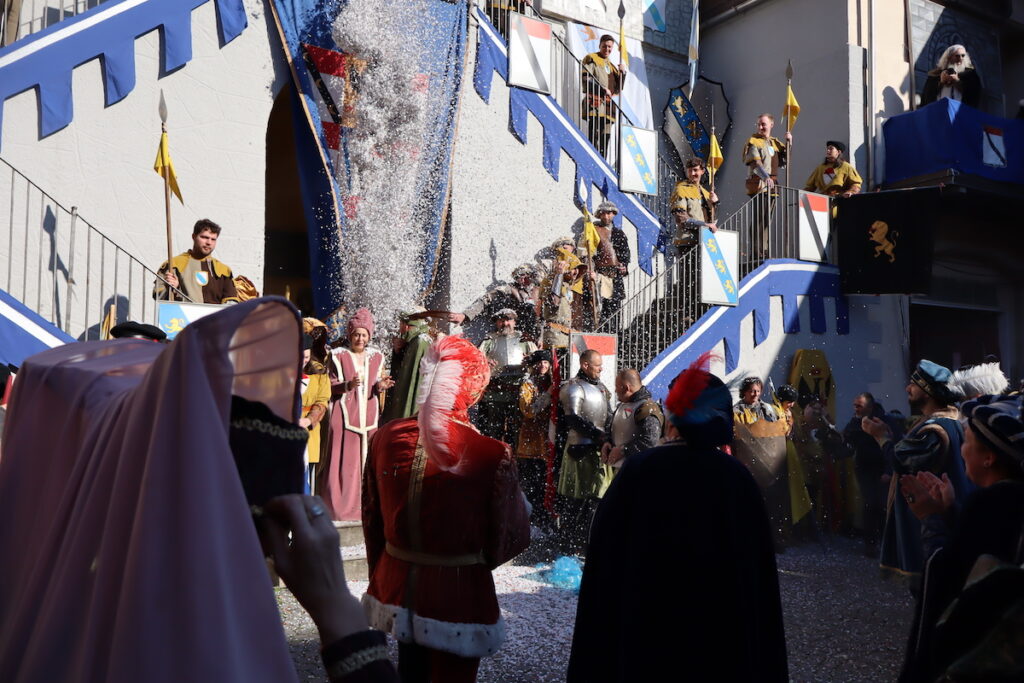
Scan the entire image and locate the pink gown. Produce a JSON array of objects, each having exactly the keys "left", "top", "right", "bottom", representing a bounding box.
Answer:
[{"left": 323, "top": 346, "right": 384, "bottom": 521}]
